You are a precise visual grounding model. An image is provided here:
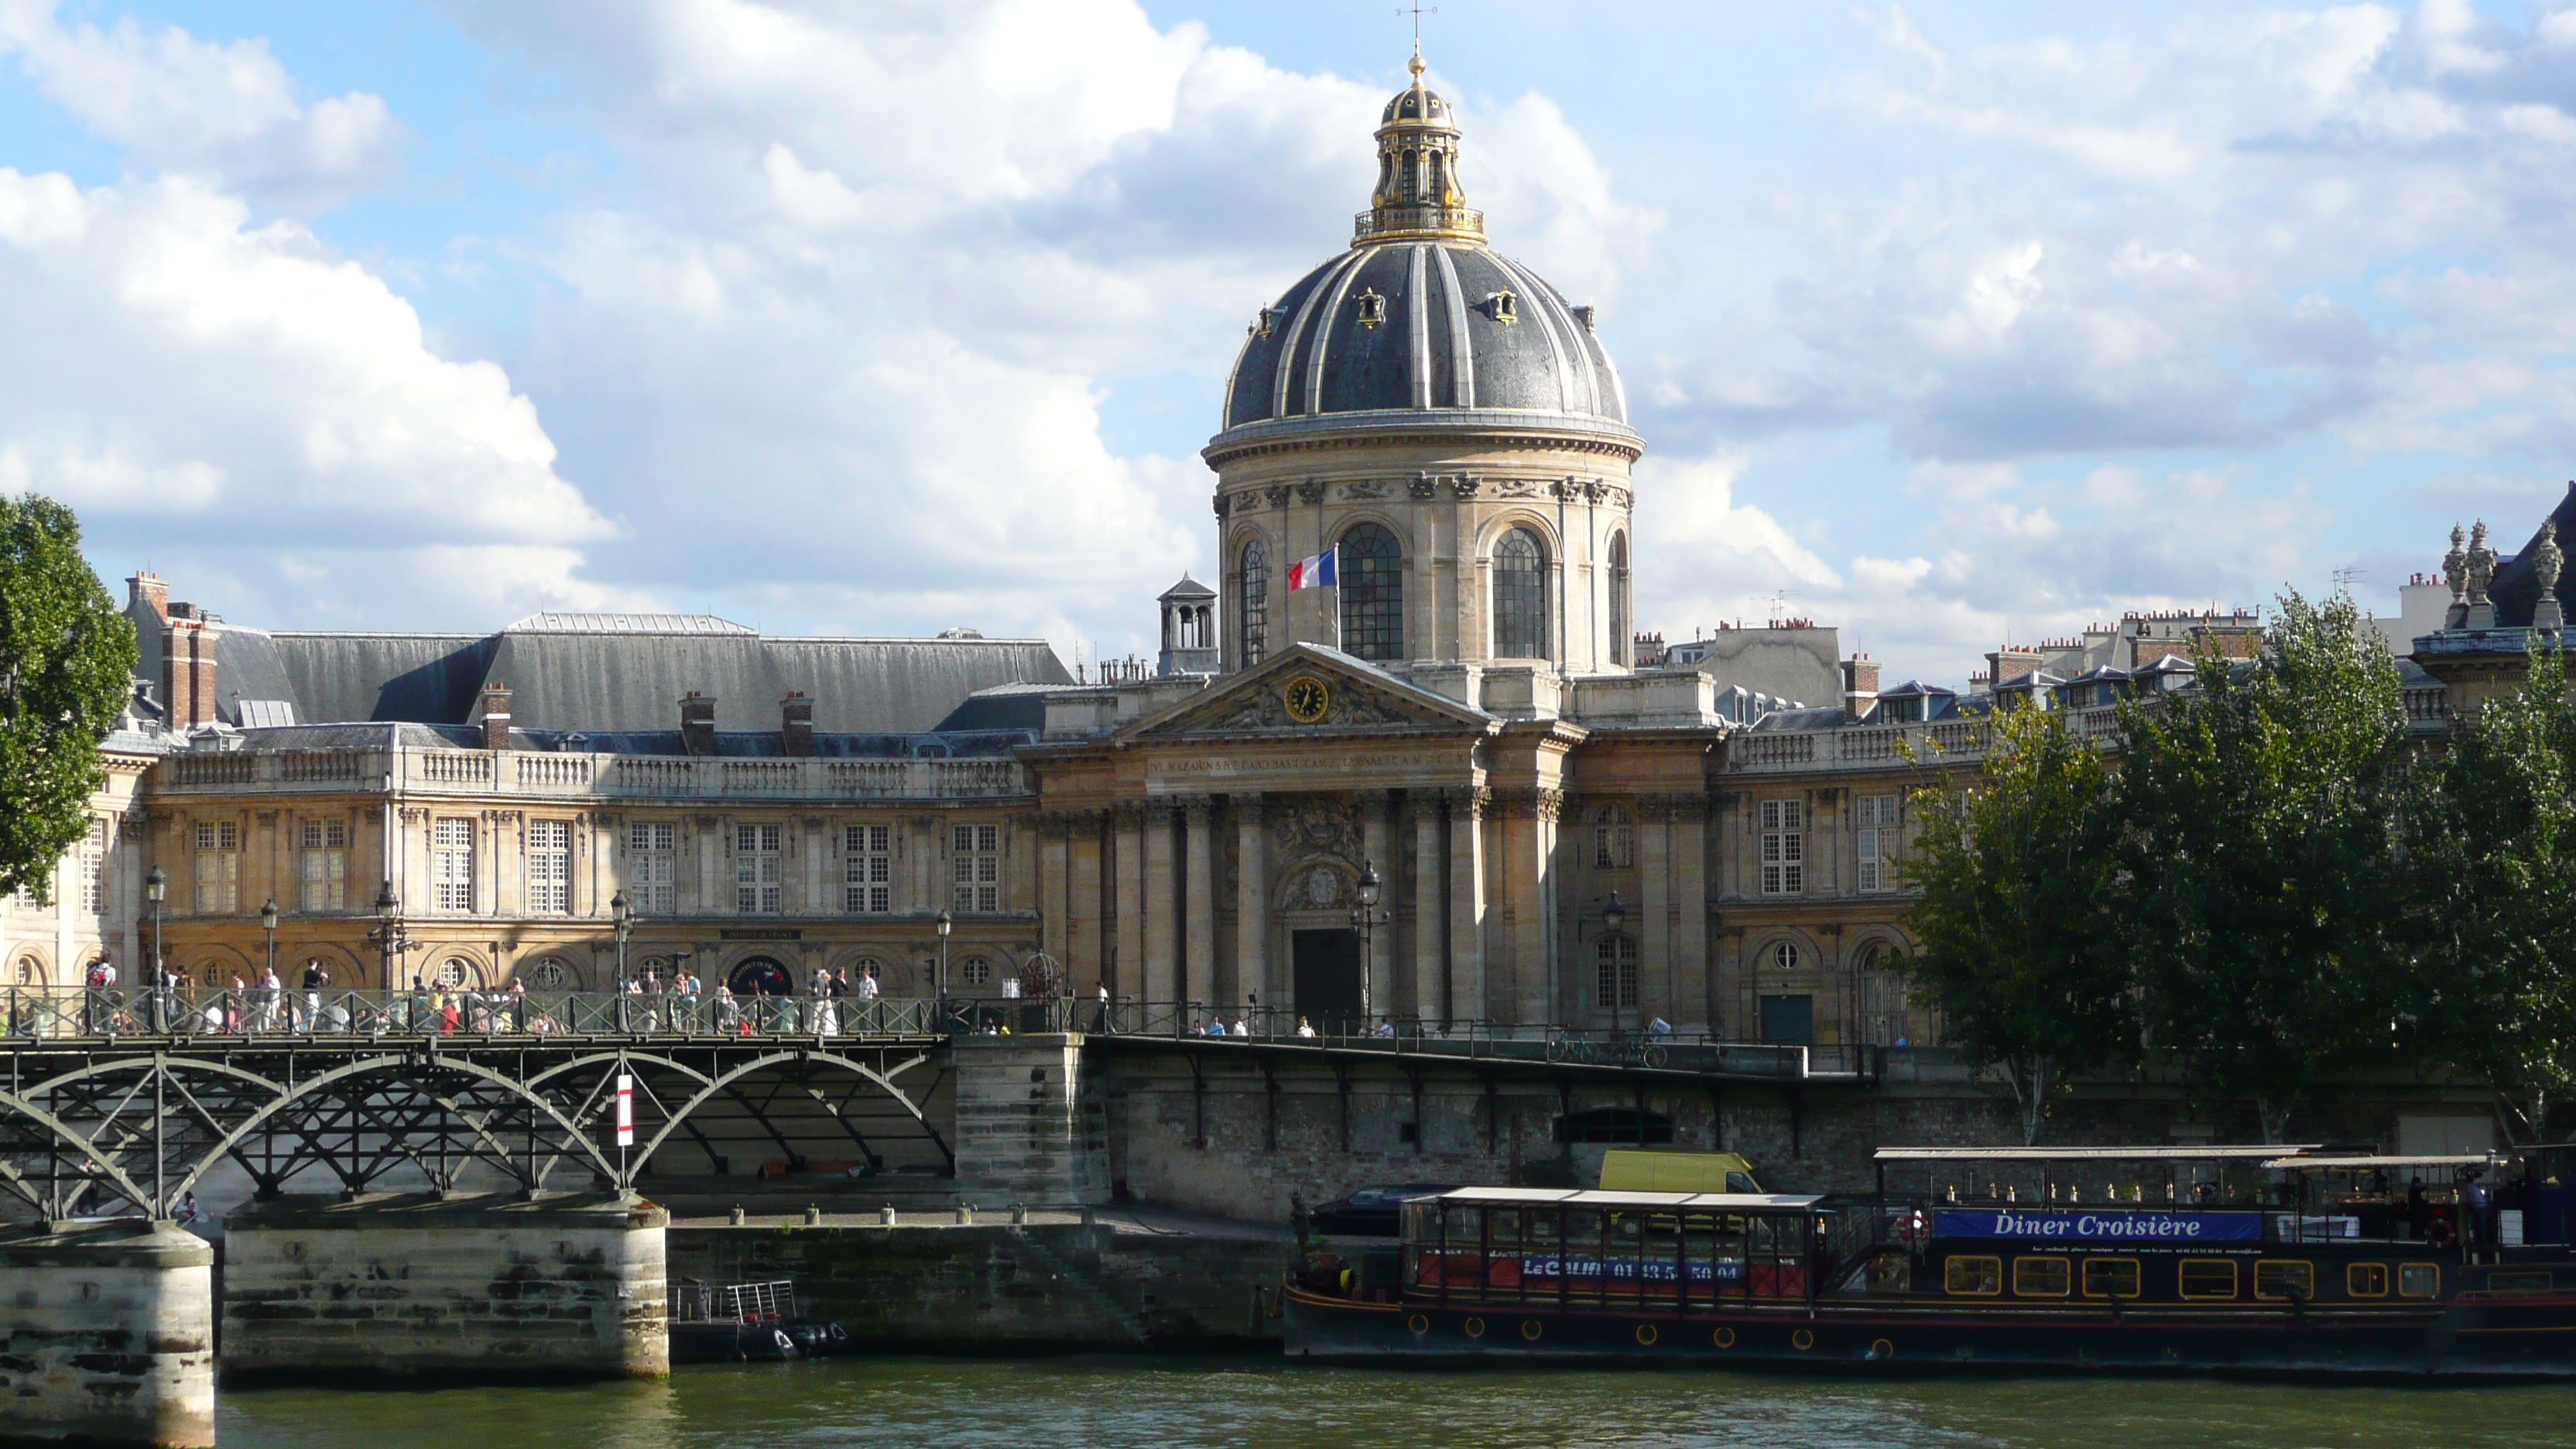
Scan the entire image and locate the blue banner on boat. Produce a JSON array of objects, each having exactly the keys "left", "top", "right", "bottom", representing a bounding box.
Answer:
[{"left": 1933, "top": 1209, "right": 2262, "bottom": 1242}]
